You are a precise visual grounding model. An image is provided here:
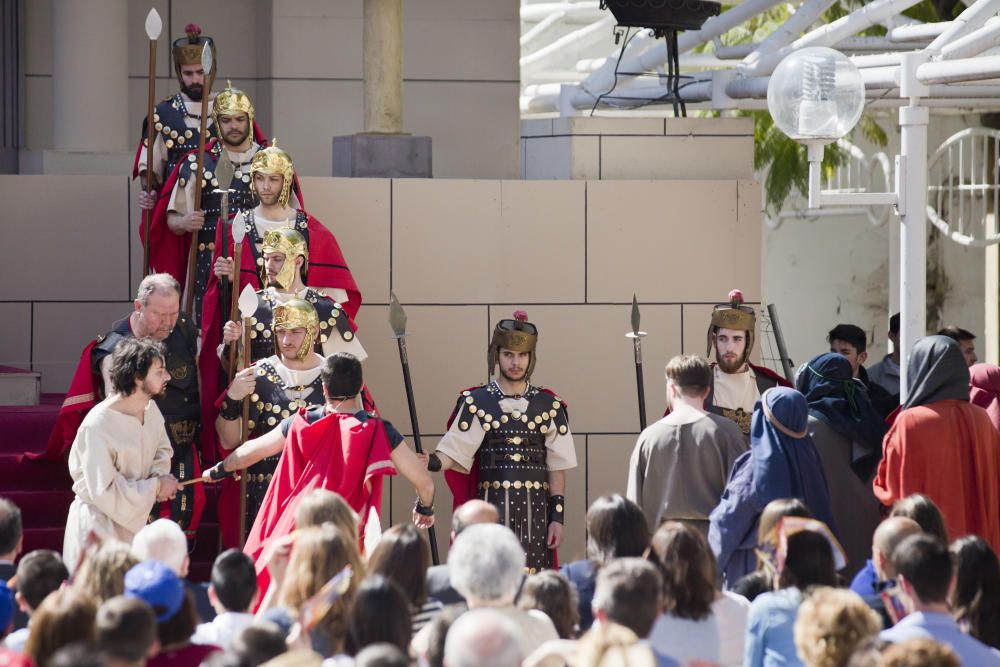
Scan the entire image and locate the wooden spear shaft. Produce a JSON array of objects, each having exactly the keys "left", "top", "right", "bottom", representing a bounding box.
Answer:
[
  {"left": 142, "top": 39, "right": 156, "bottom": 276},
  {"left": 237, "top": 319, "right": 251, "bottom": 547},
  {"left": 227, "top": 240, "right": 244, "bottom": 381},
  {"left": 183, "top": 87, "right": 211, "bottom": 315}
]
